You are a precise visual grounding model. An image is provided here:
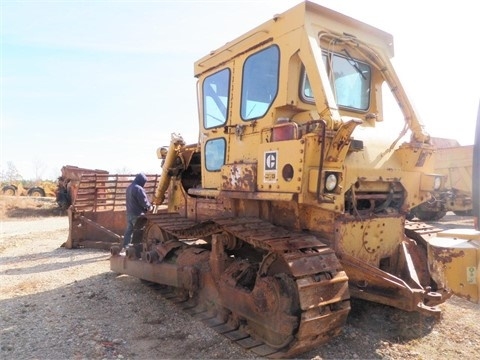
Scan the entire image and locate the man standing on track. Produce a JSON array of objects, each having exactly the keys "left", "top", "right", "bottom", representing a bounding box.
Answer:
[{"left": 122, "top": 173, "right": 152, "bottom": 252}]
